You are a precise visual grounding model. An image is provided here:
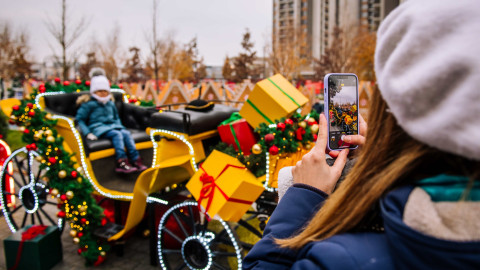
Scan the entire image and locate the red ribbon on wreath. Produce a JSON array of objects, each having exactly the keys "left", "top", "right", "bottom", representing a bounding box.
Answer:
[
  {"left": 197, "top": 163, "right": 254, "bottom": 220},
  {"left": 9, "top": 225, "right": 48, "bottom": 270}
]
